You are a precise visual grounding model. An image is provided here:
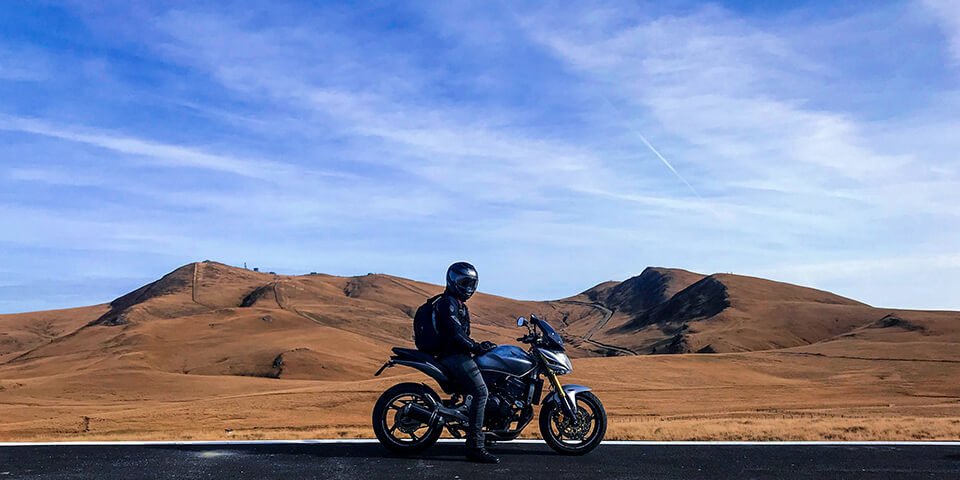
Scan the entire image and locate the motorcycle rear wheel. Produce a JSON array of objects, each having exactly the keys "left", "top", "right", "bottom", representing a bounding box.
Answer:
[{"left": 372, "top": 382, "right": 444, "bottom": 454}]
